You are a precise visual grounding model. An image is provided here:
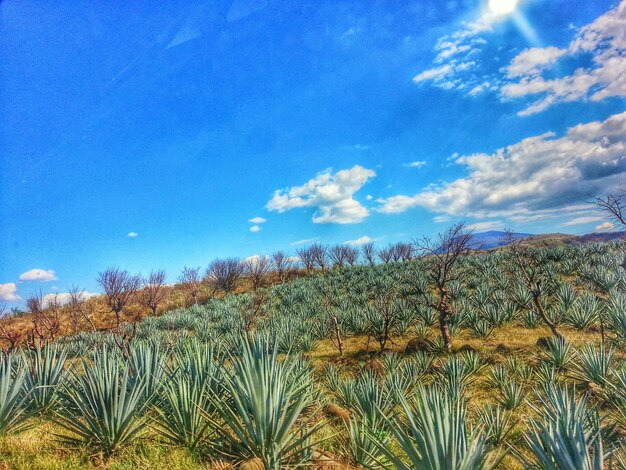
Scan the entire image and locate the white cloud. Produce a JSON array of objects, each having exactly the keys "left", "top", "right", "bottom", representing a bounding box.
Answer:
[
  {"left": 505, "top": 47, "right": 568, "bottom": 78},
  {"left": 411, "top": 11, "right": 503, "bottom": 94},
  {"left": 377, "top": 112, "right": 626, "bottom": 222},
  {"left": 0, "top": 283, "right": 20, "bottom": 302},
  {"left": 466, "top": 220, "right": 504, "bottom": 231},
  {"left": 502, "top": 1, "right": 626, "bottom": 115},
  {"left": 42, "top": 291, "right": 98, "bottom": 307},
  {"left": 595, "top": 221, "right": 615, "bottom": 231},
  {"left": 562, "top": 216, "right": 603, "bottom": 226},
  {"left": 404, "top": 160, "right": 427, "bottom": 168},
  {"left": 19, "top": 269, "right": 57, "bottom": 282},
  {"left": 249, "top": 217, "right": 267, "bottom": 224},
  {"left": 344, "top": 236, "right": 374, "bottom": 246},
  {"left": 249, "top": 225, "right": 262, "bottom": 233},
  {"left": 266, "top": 165, "right": 376, "bottom": 224},
  {"left": 128, "top": 232, "right": 139, "bottom": 238},
  {"left": 412, "top": 1, "right": 626, "bottom": 114},
  {"left": 290, "top": 238, "right": 319, "bottom": 246}
]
